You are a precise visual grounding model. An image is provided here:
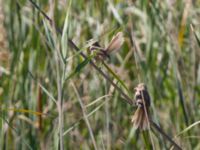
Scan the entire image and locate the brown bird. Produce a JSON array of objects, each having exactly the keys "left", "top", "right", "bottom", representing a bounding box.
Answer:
[
  {"left": 89, "top": 32, "right": 124, "bottom": 61},
  {"left": 131, "top": 83, "right": 151, "bottom": 130}
]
